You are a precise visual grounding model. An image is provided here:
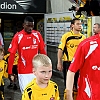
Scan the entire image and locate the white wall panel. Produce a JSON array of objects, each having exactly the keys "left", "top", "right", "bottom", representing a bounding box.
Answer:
[{"left": 50, "top": 0, "right": 74, "bottom": 13}]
